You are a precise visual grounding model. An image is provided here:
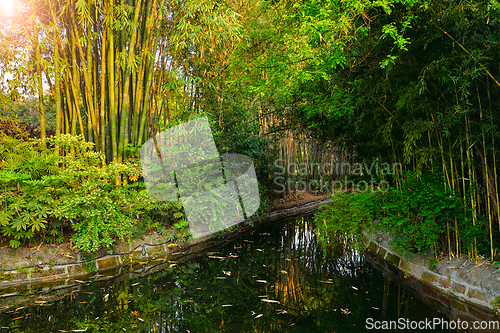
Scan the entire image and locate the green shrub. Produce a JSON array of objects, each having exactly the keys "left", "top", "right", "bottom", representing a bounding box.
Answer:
[
  {"left": 0, "top": 134, "right": 183, "bottom": 252},
  {"left": 376, "top": 170, "right": 485, "bottom": 255}
]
